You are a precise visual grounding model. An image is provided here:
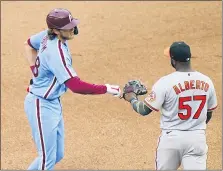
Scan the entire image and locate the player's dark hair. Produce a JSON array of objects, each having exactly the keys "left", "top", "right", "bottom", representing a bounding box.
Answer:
[{"left": 47, "top": 29, "right": 57, "bottom": 40}]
